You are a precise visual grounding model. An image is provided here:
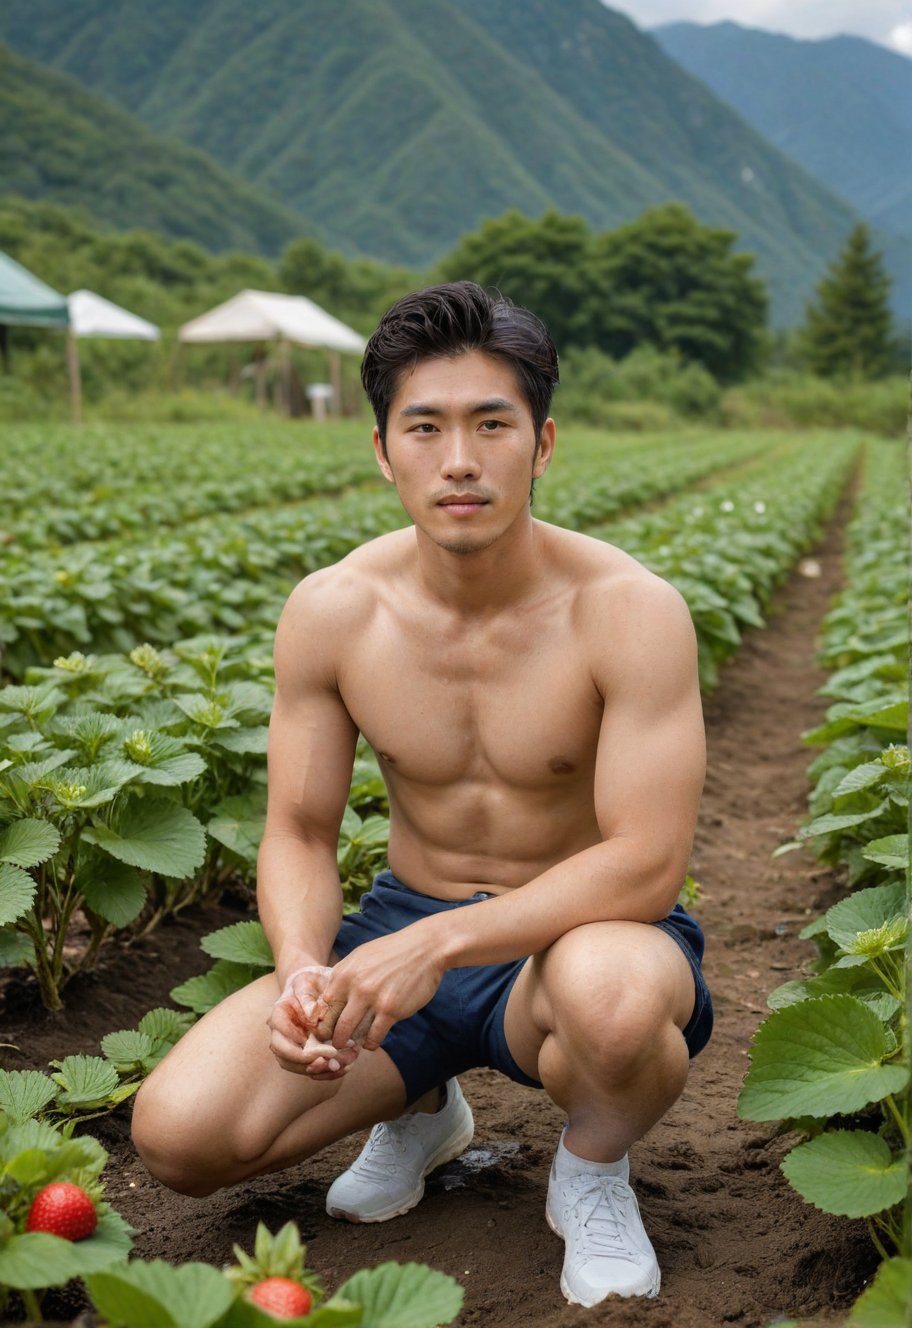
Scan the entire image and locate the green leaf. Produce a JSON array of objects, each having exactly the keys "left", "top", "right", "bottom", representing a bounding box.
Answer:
[
  {"left": 79, "top": 854, "right": 148, "bottom": 928},
  {"left": 62, "top": 1208, "right": 134, "bottom": 1275},
  {"left": 781, "top": 1130, "right": 907, "bottom": 1218},
  {"left": 170, "top": 960, "right": 258, "bottom": 1014},
  {"left": 738, "top": 995, "right": 910, "bottom": 1121},
  {"left": 824, "top": 882, "right": 907, "bottom": 950},
  {"left": 861, "top": 834, "right": 908, "bottom": 870},
  {"left": 801, "top": 803, "right": 888, "bottom": 838},
  {"left": 0, "top": 1230, "right": 85, "bottom": 1289},
  {"left": 138, "top": 1007, "right": 195, "bottom": 1047},
  {"left": 87, "top": 1258, "right": 234, "bottom": 1328},
  {"left": 333, "top": 1261, "right": 464, "bottom": 1328},
  {"left": 211, "top": 726, "right": 269, "bottom": 755},
  {"left": 848, "top": 1257, "right": 912, "bottom": 1327},
  {"left": 50, "top": 1054, "right": 121, "bottom": 1108},
  {"left": 43, "top": 763, "right": 134, "bottom": 810},
  {"left": 832, "top": 762, "right": 888, "bottom": 798},
  {"left": 0, "top": 818, "right": 60, "bottom": 868},
  {"left": 207, "top": 794, "right": 266, "bottom": 864},
  {"left": 853, "top": 700, "right": 908, "bottom": 733},
  {"left": 101, "top": 1029, "right": 156, "bottom": 1071},
  {"left": 83, "top": 799, "right": 206, "bottom": 878},
  {"left": 200, "top": 921, "right": 273, "bottom": 968},
  {"left": 0, "top": 1069, "right": 57, "bottom": 1124},
  {"left": 0, "top": 861, "right": 36, "bottom": 926},
  {"left": 0, "top": 927, "right": 35, "bottom": 967}
]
